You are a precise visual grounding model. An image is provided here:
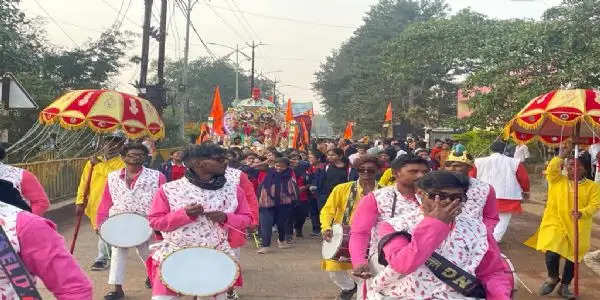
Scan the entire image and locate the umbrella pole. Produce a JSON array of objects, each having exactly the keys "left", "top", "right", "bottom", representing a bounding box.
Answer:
[
  {"left": 573, "top": 132, "right": 580, "bottom": 296},
  {"left": 70, "top": 163, "right": 96, "bottom": 254}
]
